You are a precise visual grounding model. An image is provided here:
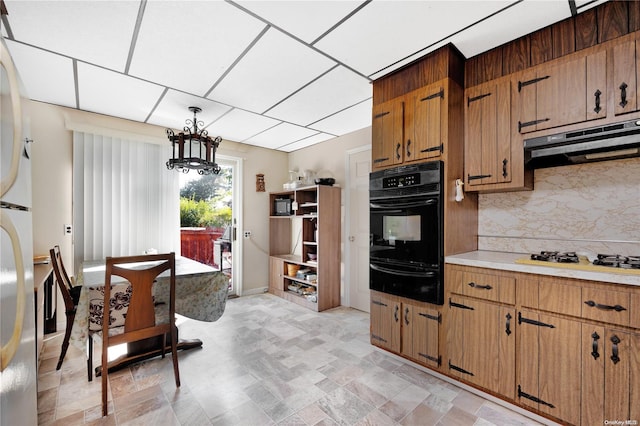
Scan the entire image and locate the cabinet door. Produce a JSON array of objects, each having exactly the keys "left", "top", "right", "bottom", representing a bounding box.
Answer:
[
  {"left": 405, "top": 83, "right": 444, "bottom": 162},
  {"left": 465, "top": 79, "right": 512, "bottom": 186},
  {"left": 402, "top": 302, "right": 440, "bottom": 368},
  {"left": 269, "top": 257, "right": 285, "bottom": 295},
  {"left": 582, "top": 326, "right": 640, "bottom": 425},
  {"left": 370, "top": 292, "right": 400, "bottom": 352},
  {"left": 536, "top": 57, "right": 588, "bottom": 131},
  {"left": 447, "top": 297, "right": 515, "bottom": 398},
  {"left": 372, "top": 99, "right": 403, "bottom": 169},
  {"left": 517, "top": 310, "right": 581, "bottom": 425},
  {"left": 612, "top": 39, "right": 639, "bottom": 116}
]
